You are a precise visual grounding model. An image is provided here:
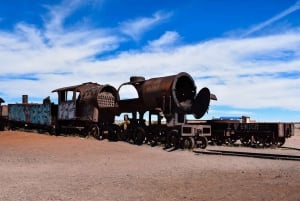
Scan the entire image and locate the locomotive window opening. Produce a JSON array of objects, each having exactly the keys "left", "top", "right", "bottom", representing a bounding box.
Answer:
[
  {"left": 58, "top": 91, "right": 66, "bottom": 103},
  {"left": 178, "top": 113, "right": 185, "bottom": 123},
  {"left": 66, "top": 91, "right": 74, "bottom": 101},
  {"left": 149, "top": 112, "right": 165, "bottom": 125},
  {"left": 58, "top": 91, "right": 71, "bottom": 103},
  {"left": 119, "top": 85, "right": 139, "bottom": 100},
  {"left": 75, "top": 91, "right": 80, "bottom": 101}
]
